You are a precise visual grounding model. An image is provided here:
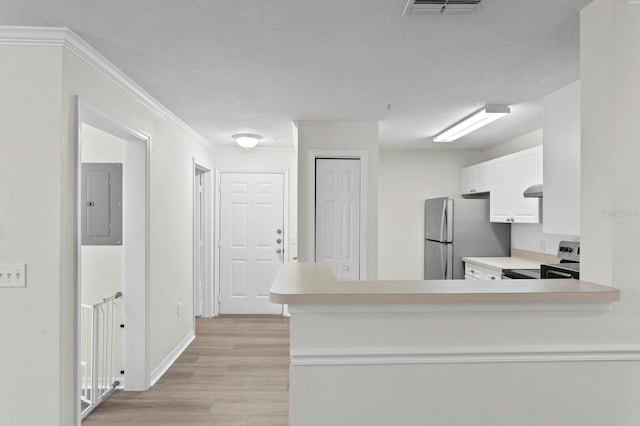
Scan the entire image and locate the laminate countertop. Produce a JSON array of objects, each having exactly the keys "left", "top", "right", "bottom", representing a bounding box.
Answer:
[
  {"left": 269, "top": 263, "right": 620, "bottom": 305},
  {"left": 462, "top": 256, "right": 543, "bottom": 271}
]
